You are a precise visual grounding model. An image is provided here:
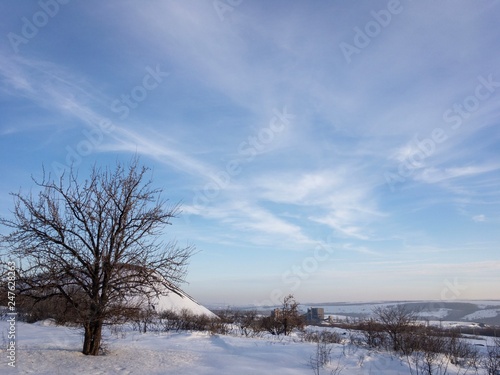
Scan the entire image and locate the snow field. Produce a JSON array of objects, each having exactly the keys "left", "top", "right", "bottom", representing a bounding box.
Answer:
[{"left": 1, "top": 319, "right": 490, "bottom": 375}]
